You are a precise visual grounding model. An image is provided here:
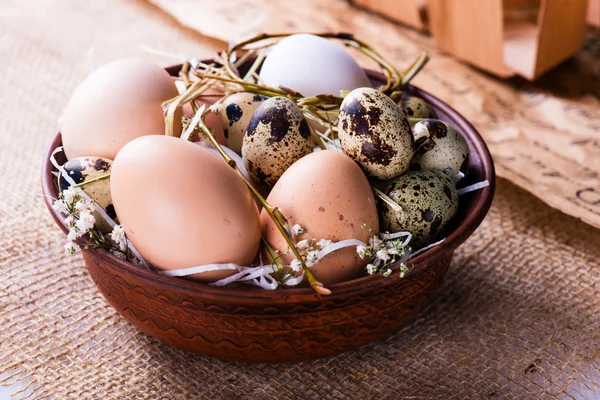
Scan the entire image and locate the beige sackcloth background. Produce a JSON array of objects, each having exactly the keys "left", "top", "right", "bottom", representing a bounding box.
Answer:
[{"left": 1, "top": 0, "right": 599, "bottom": 398}]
